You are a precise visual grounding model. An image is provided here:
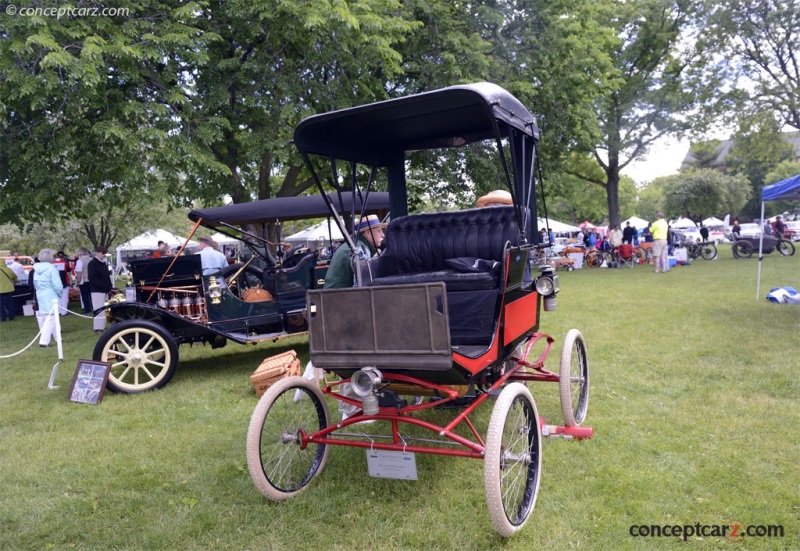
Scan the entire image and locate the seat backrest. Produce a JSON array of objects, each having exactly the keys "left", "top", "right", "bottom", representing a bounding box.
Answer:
[{"left": 383, "top": 206, "right": 523, "bottom": 274}]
